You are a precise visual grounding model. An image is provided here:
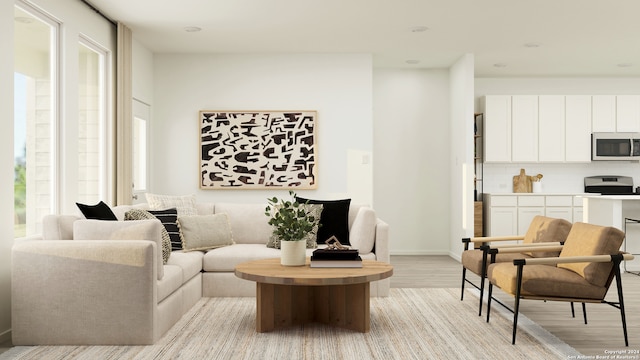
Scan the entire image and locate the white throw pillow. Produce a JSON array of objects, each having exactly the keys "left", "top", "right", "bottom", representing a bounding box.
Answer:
[
  {"left": 348, "top": 207, "right": 377, "bottom": 254},
  {"left": 73, "top": 219, "right": 165, "bottom": 280},
  {"left": 178, "top": 214, "right": 235, "bottom": 251},
  {"left": 145, "top": 193, "right": 197, "bottom": 216}
]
